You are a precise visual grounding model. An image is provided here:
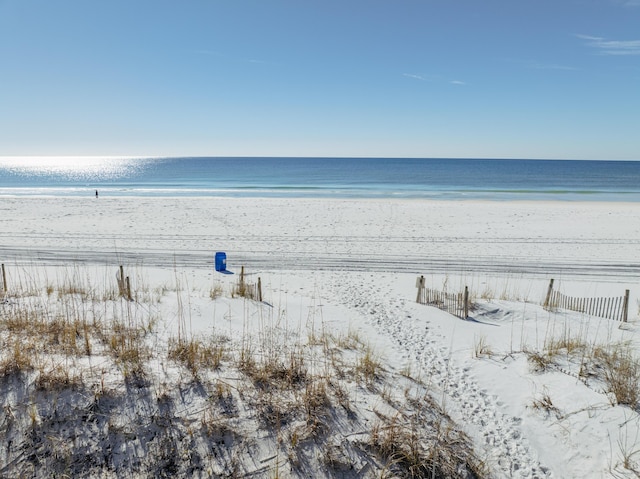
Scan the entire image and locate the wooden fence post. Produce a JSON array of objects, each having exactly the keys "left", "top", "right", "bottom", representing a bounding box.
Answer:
[
  {"left": 237, "top": 266, "right": 246, "bottom": 297},
  {"left": 1, "top": 263, "right": 6, "bottom": 293},
  {"left": 258, "top": 277, "right": 263, "bottom": 302},
  {"left": 117, "top": 265, "right": 125, "bottom": 296},
  {"left": 463, "top": 286, "right": 469, "bottom": 319},
  {"left": 544, "top": 279, "right": 554, "bottom": 308},
  {"left": 416, "top": 275, "right": 425, "bottom": 303},
  {"left": 622, "top": 289, "right": 630, "bottom": 322}
]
